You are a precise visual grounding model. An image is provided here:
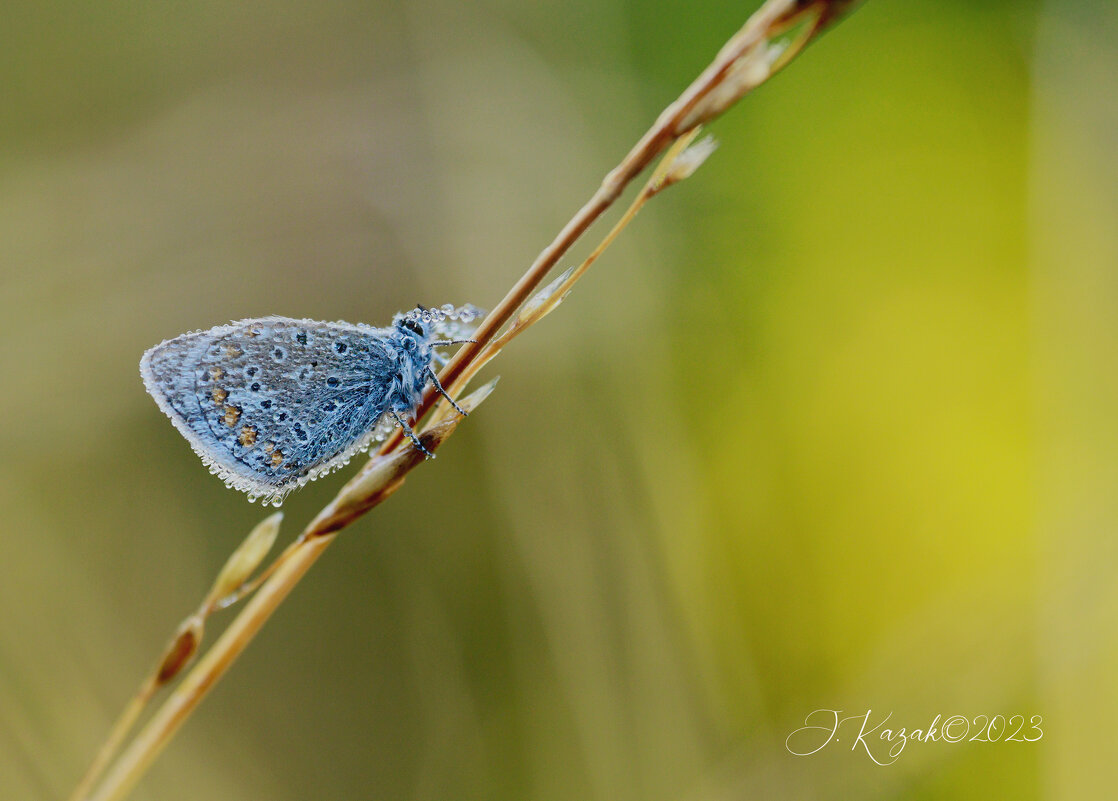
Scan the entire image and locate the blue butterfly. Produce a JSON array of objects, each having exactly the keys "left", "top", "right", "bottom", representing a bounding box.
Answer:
[{"left": 140, "top": 305, "right": 480, "bottom": 506}]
